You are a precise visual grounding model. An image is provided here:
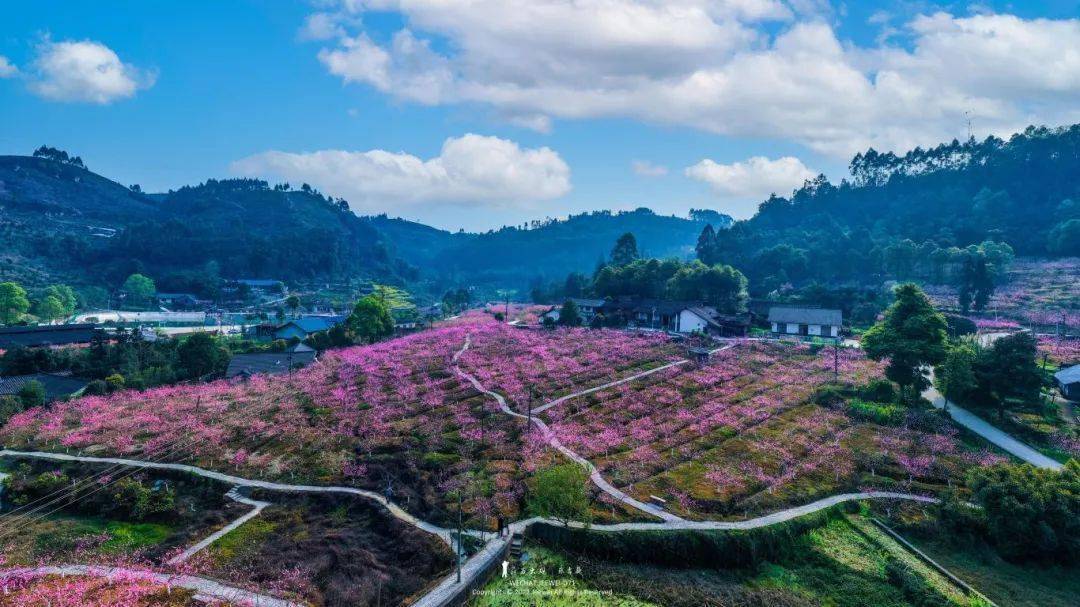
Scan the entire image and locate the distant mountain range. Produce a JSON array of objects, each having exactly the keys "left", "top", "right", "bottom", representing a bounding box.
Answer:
[
  {"left": 0, "top": 154, "right": 729, "bottom": 294},
  {"left": 367, "top": 208, "right": 730, "bottom": 285},
  {"left": 7, "top": 123, "right": 1076, "bottom": 299}
]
